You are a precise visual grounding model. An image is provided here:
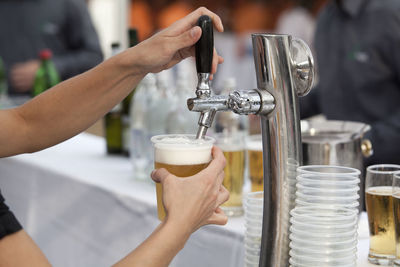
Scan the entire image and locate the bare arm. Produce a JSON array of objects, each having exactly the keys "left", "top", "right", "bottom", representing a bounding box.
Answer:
[
  {"left": 0, "top": 147, "right": 228, "bottom": 267},
  {"left": 114, "top": 146, "right": 229, "bottom": 267},
  {"left": 0, "top": 7, "right": 223, "bottom": 157},
  {"left": 0, "top": 7, "right": 228, "bottom": 267}
]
